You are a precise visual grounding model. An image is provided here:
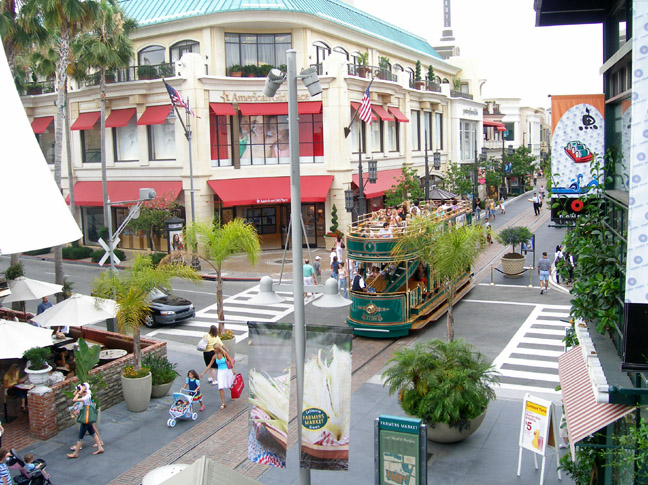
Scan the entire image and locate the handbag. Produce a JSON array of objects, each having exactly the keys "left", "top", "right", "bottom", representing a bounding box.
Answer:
[
  {"left": 230, "top": 373, "right": 244, "bottom": 399},
  {"left": 227, "top": 356, "right": 235, "bottom": 369},
  {"left": 196, "top": 337, "right": 208, "bottom": 352},
  {"left": 76, "top": 403, "right": 98, "bottom": 425}
]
